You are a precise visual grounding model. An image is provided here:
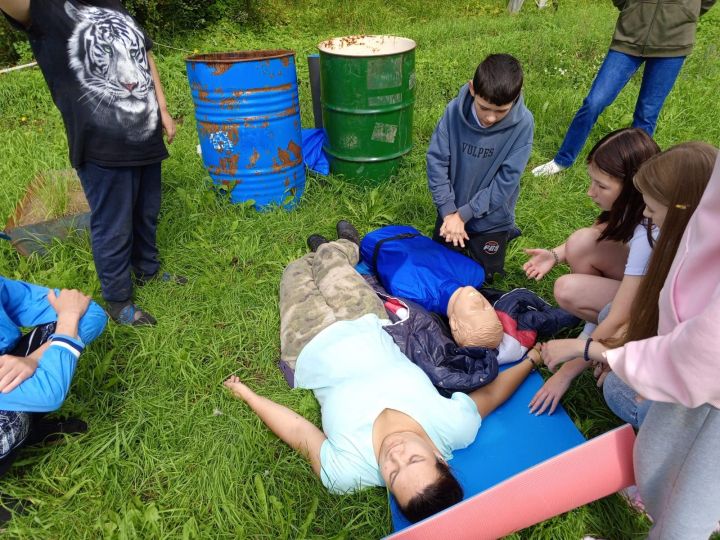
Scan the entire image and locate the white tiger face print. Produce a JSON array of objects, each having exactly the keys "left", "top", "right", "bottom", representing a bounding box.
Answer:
[{"left": 65, "top": 1, "right": 158, "bottom": 141}]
